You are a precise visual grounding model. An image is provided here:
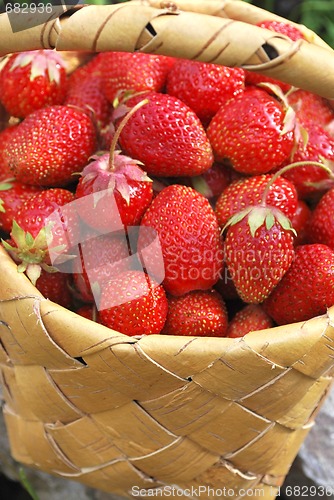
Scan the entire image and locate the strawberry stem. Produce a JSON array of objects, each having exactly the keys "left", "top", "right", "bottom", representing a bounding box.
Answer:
[
  {"left": 261, "top": 160, "right": 334, "bottom": 204},
  {"left": 109, "top": 98, "right": 149, "bottom": 170}
]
